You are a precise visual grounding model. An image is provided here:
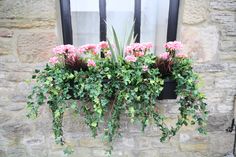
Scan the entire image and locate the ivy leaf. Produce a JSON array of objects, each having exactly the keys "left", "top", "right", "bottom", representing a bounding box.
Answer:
[{"left": 91, "top": 121, "right": 97, "bottom": 127}]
